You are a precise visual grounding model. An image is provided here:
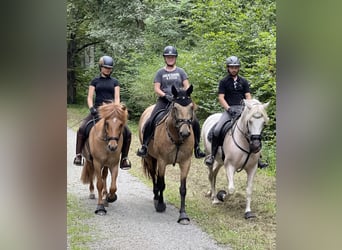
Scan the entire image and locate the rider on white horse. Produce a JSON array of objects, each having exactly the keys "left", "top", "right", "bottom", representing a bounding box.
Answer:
[{"left": 205, "top": 56, "right": 268, "bottom": 168}]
